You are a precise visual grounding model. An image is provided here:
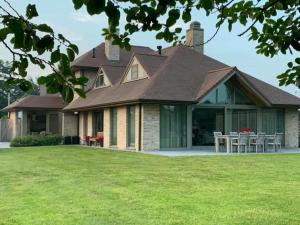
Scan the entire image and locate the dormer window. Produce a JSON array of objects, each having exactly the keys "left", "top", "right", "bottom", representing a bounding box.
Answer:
[
  {"left": 95, "top": 72, "right": 105, "bottom": 88},
  {"left": 131, "top": 64, "right": 138, "bottom": 80}
]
